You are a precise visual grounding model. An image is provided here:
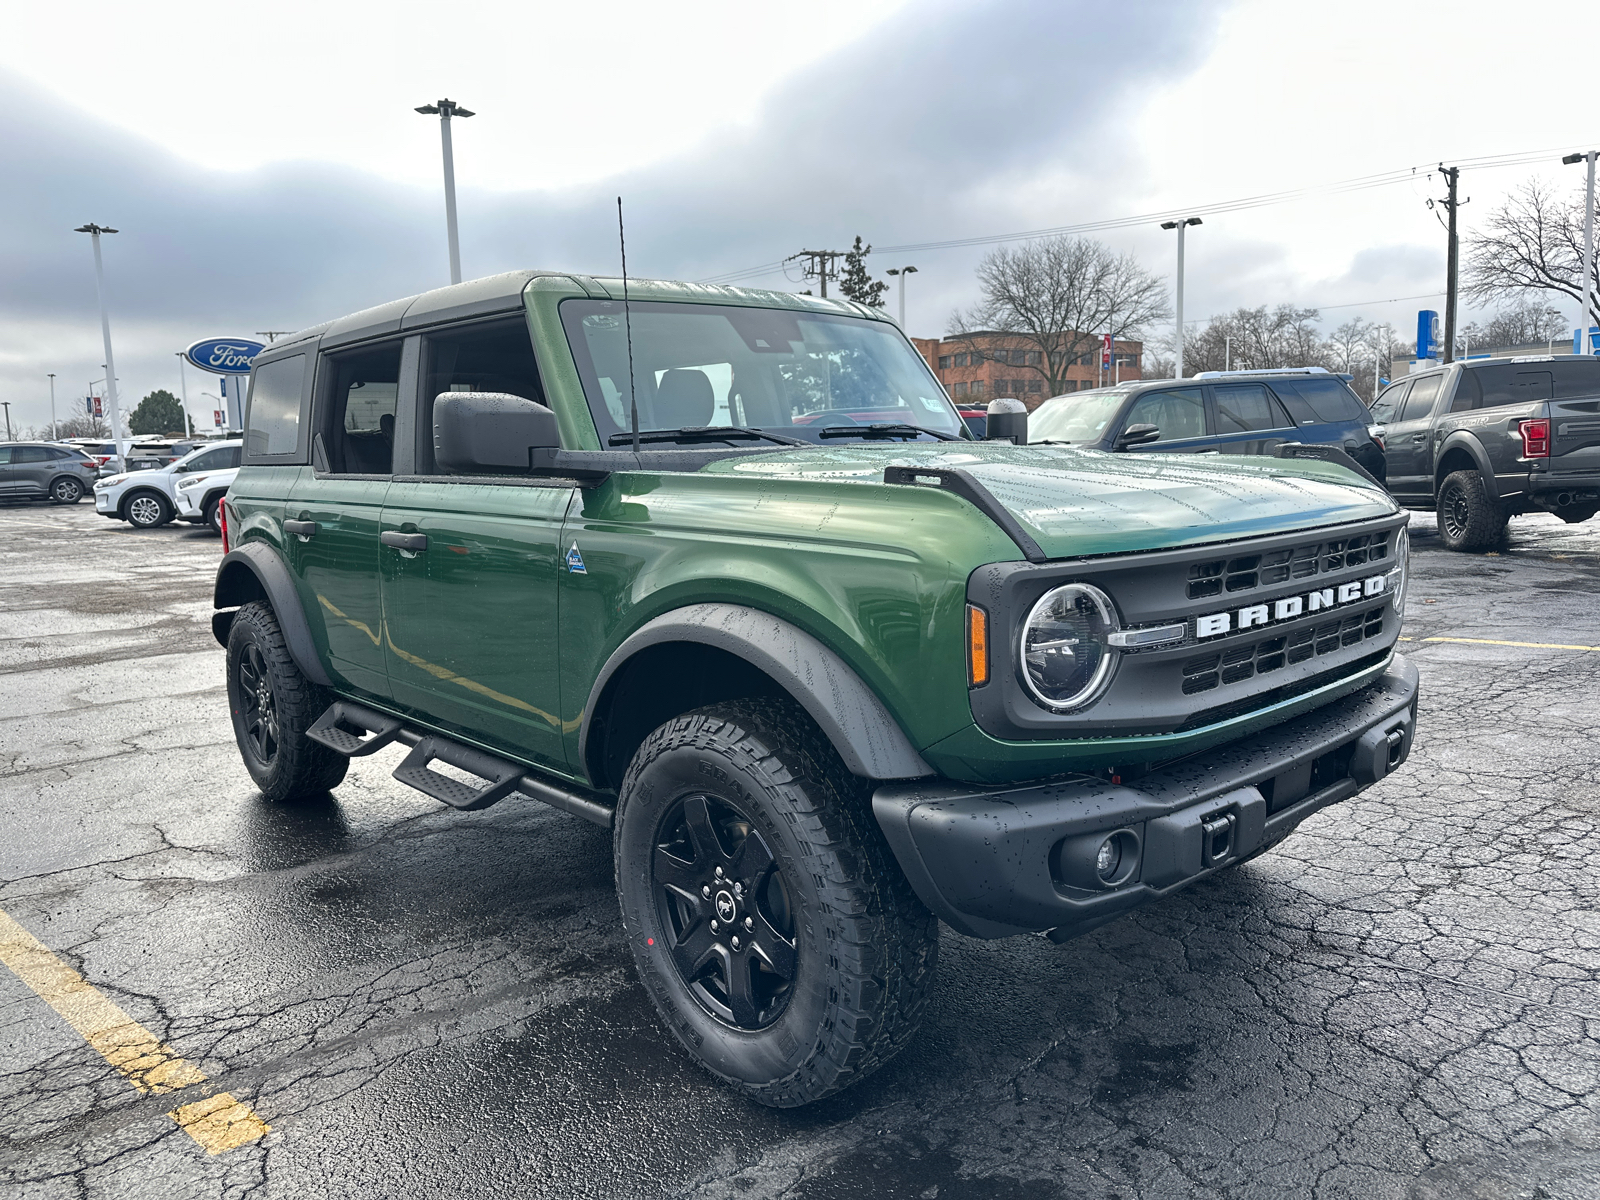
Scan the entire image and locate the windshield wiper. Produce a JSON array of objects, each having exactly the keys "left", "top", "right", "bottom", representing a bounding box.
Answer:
[
  {"left": 607, "top": 426, "right": 806, "bottom": 447},
  {"left": 818, "top": 422, "right": 961, "bottom": 442}
]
